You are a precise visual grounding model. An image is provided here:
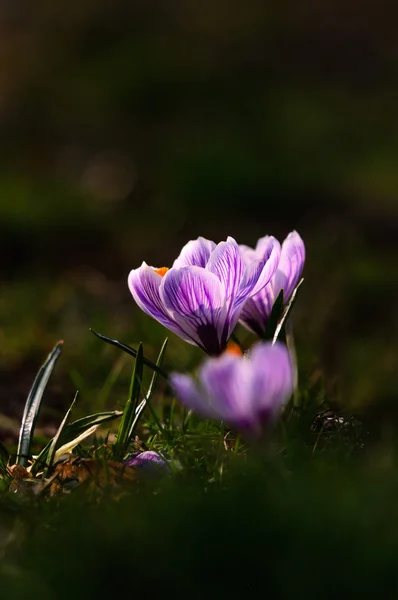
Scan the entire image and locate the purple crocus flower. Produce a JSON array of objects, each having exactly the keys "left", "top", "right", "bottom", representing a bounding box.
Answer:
[
  {"left": 124, "top": 450, "right": 170, "bottom": 471},
  {"left": 170, "top": 342, "right": 294, "bottom": 436},
  {"left": 239, "top": 231, "right": 305, "bottom": 337},
  {"left": 128, "top": 236, "right": 280, "bottom": 355}
]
